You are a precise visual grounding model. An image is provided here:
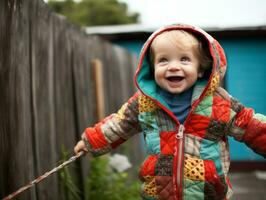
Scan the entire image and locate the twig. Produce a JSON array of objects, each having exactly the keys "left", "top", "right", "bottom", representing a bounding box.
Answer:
[{"left": 2, "top": 151, "right": 85, "bottom": 200}]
